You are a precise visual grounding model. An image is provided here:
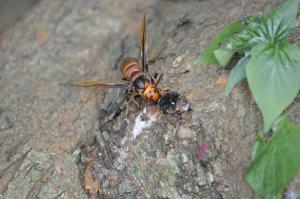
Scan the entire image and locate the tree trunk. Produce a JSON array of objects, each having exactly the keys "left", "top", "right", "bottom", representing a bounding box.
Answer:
[{"left": 0, "top": 0, "right": 293, "bottom": 198}]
